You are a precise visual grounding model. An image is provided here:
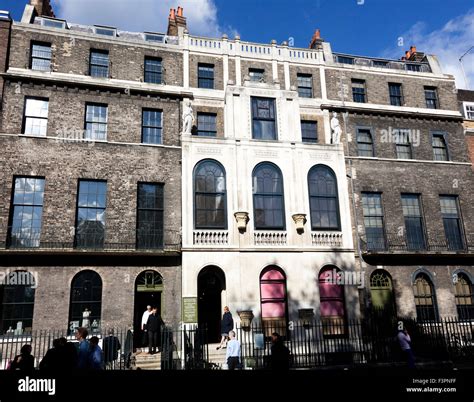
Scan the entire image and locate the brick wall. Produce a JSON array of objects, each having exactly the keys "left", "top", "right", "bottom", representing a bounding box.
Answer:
[
  {"left": 9, "top": 27, "right": 184, "bottom": 86},
  {"left": 290, "top": 65, "right": 322, "bottom": 98},
  {"left": 325, "top": 69, "right": 458, "bottom": 110},
  {"left": 189, "top": 54, "right": 224, "bottom": 90},
  {"left": 1, "top": 81, "right": 181, "bottom": 146}
]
